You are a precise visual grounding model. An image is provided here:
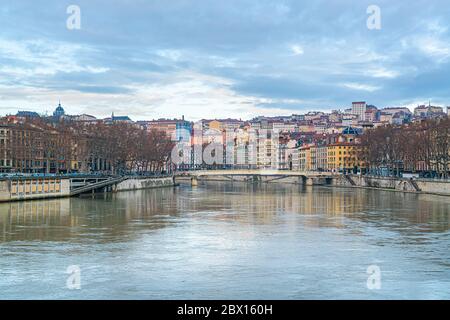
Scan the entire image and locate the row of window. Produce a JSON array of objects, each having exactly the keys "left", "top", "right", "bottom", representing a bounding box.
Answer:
[
  {"left": 11, "top": 180, "right": 61, "bottom": 195},
  {"left": 0, "top": 159, "right": 11, "bottom": 166},
  {"left": 328, "top": 151, "right": 357, "bottom": 156},
  {"left": 328, "top": 157, "right": 358, "bottom": 162}
]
